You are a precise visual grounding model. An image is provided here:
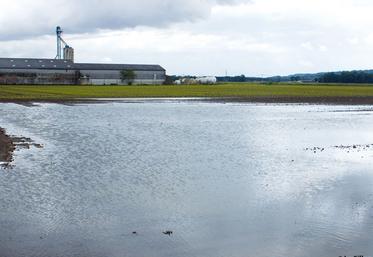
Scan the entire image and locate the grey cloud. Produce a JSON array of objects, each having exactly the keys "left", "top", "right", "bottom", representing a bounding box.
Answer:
[{"left": 0, "top": 0, "right": 249, "bottom": 40}]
